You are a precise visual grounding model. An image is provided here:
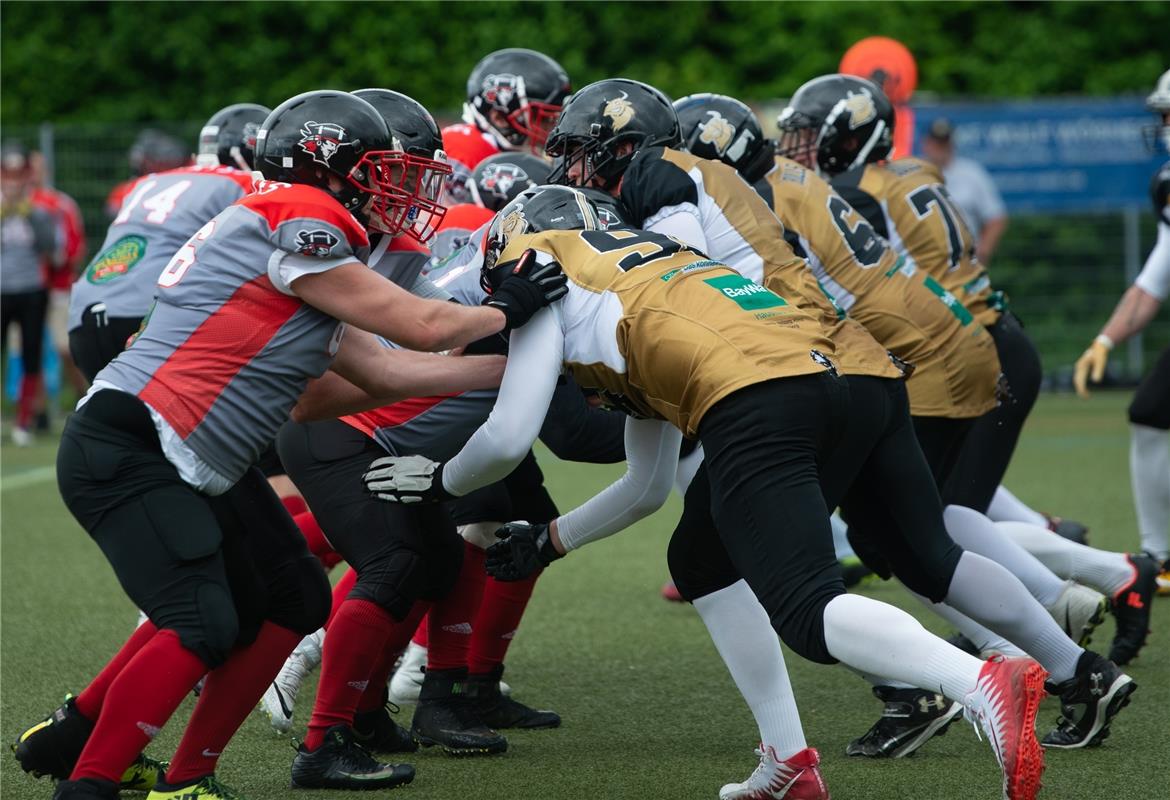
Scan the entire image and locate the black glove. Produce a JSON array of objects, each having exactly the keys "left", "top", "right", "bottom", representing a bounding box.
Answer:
[
  {"left": 484, "top": 249, "right": 568, "bottom": 330},
  {"left": 485, "top": 521, "right": 563, "bottom": 581},
  {"left": 362, "top": 455, "right": 452, "bottom": 504}
]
